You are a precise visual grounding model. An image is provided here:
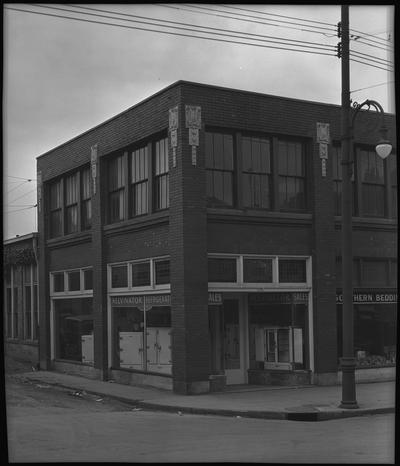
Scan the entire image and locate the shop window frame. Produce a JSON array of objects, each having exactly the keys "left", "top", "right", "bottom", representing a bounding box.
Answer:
[
  {"left": 108, "top": 256, "right": 170, "bottom": 292},
  {"left": 50, "top": 268, "right": 94, "bottom": 297}
]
